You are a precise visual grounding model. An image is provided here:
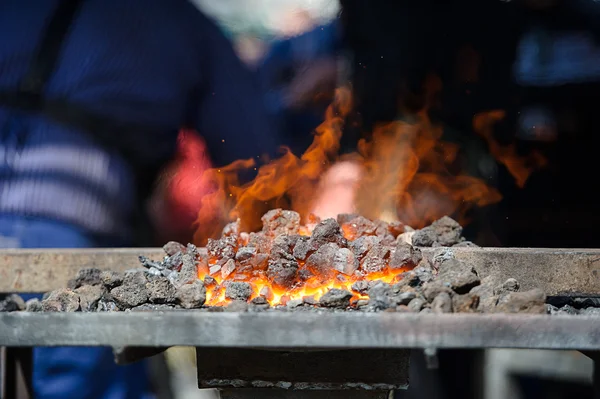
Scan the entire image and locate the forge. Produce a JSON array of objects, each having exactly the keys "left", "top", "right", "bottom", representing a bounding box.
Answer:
[{"left": 2, "top": 211, "right": 600, "bottom": 398}]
